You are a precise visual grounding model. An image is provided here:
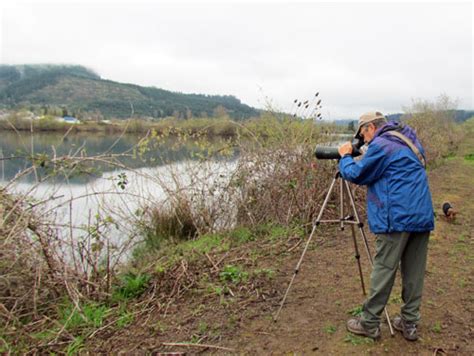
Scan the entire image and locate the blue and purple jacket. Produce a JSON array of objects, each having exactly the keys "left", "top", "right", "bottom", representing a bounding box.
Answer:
[{"left": 339, "top": 121, "right": 434, "bottom": 233}]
